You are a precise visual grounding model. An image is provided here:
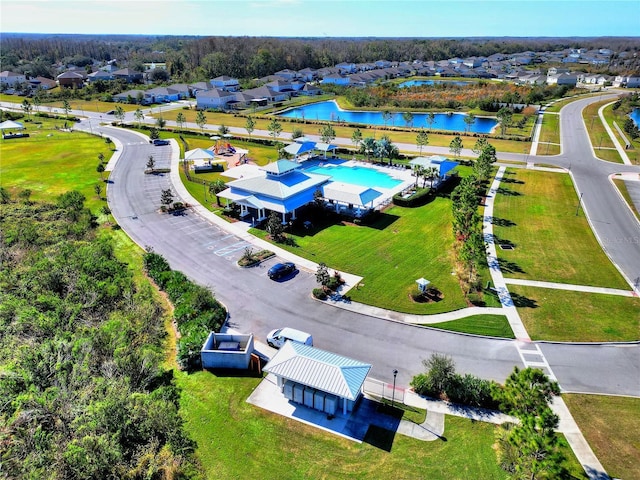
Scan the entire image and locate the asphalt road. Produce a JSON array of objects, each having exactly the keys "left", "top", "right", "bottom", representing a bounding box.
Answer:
[{"left": 90, "top": 97, "right": 640, "bottom": 397}]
